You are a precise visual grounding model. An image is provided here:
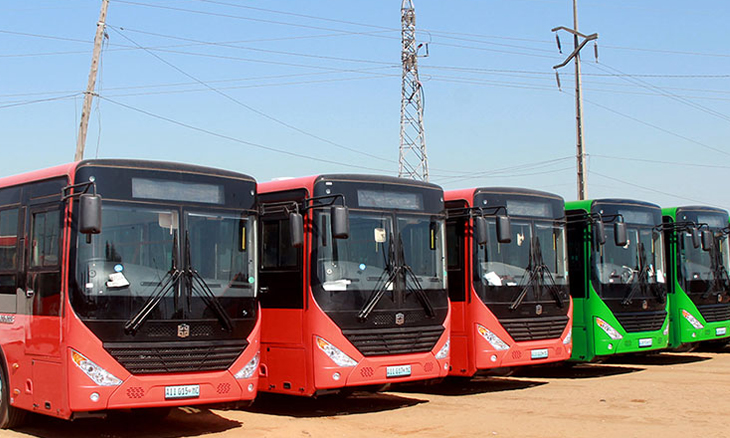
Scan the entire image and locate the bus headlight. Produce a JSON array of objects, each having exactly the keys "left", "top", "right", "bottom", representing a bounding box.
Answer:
[
  {"left": 71, "top": 349, "right": 122, "bottom": 386},
  {"left": 563, "top": 328, "right": 572, "bottom": 345},
  {"left": 476, "top": 324, "right": 510, "bottom": 350},
  {"left": 234, "top": 352, "right": 260, "bottom": 380},
  {"left": 596, "top": 318, "right": 623, "bottom": 340},
  {"left": 682, "top": 309, "right": 704, "bottom": 329},
  {"left": 435, "top": 338, "right": 450, "bottom": 359},
  {"left": 315, "top": 336, "right": 358, "bottom": 367}
]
